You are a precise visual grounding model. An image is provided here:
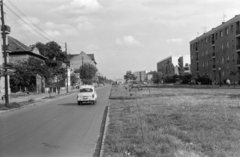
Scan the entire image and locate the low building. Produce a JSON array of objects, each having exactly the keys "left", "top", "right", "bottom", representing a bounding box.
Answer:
[
  {"left": 8, "top": 36, "right": 47, "bottom": 63},
  {"left": 7, "top": 36, "right": 48, "bottom": 93}
]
